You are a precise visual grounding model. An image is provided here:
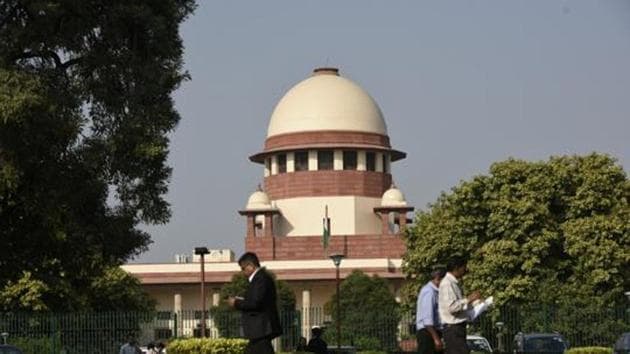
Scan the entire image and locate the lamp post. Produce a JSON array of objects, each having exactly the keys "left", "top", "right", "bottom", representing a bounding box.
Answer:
[
  {"left": 625, "top": 291, "right": 630, "bottom": 302},
  {"left": 330, "top": 254, "right": 345, "bottom": 351},
  {"left": 195, "top": 247, "right": 210, "bottom": 337},
  {"left": 495, "top": 321, "right": 505, "bottom": 353}
]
